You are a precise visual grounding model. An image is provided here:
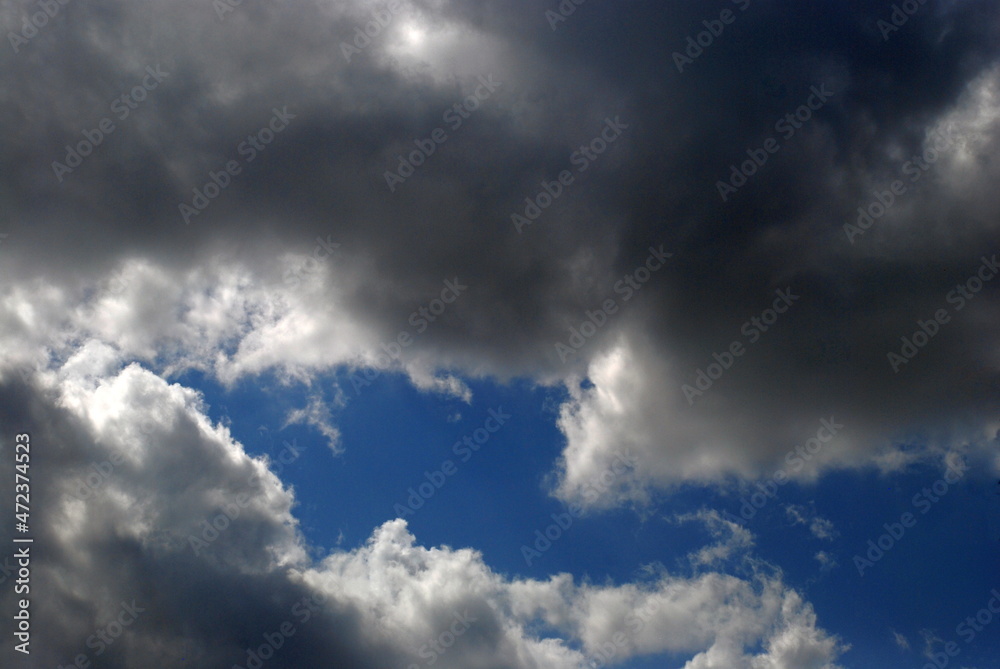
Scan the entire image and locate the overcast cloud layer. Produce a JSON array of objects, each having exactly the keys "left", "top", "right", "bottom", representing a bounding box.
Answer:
[{"left": 2, "top": 0, "right": 1000, "bottom": 666}]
